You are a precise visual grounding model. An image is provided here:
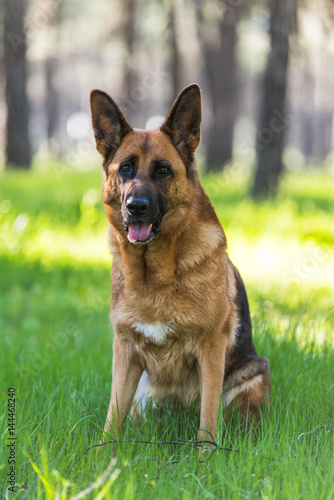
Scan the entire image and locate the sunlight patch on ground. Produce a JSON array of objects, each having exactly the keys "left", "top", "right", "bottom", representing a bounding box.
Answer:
[
  {"left": 228, "top": 233, "right": 334, "bottom": 292},
  {"left": 1, "top": 226, "right": 112, "bottom": 268}
]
